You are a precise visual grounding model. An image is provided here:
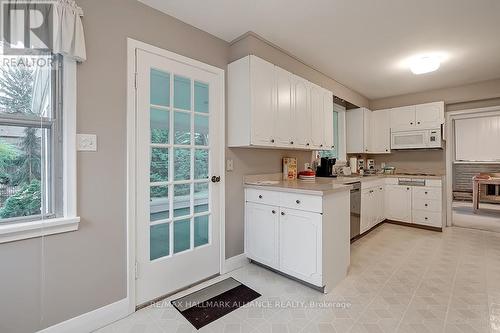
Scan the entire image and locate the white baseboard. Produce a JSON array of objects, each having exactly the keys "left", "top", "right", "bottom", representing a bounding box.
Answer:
[
  {"left": 38, "top": 298, "right": 131, "bottom": 333},
  {"left": 223, "top": 254, "right": 248, "bottom": 274}
]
